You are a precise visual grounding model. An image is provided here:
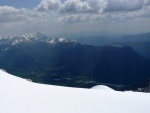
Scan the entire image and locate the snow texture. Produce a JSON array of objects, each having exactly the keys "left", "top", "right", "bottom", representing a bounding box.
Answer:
[
  {"left": 91, "top": 85, "right": 115, "bottom": 91},
  {"left": 0, "top": 69, "right": 150, "bottom": 113}
]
